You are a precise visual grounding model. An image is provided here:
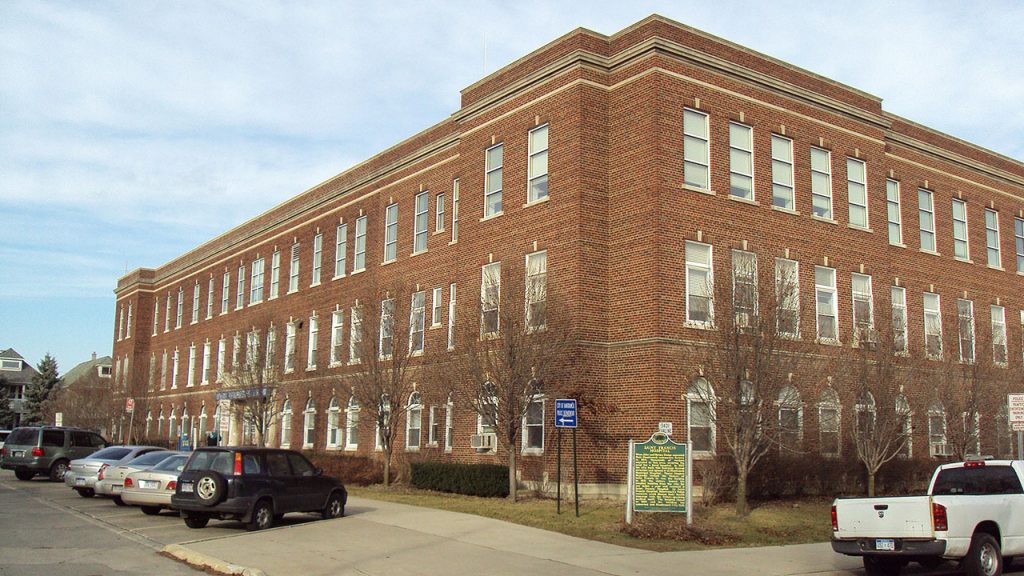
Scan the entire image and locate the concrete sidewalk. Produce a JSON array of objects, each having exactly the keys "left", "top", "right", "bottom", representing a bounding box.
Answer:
[{"left": 165, "top": 496, "right": 870, "bottom": 576}]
